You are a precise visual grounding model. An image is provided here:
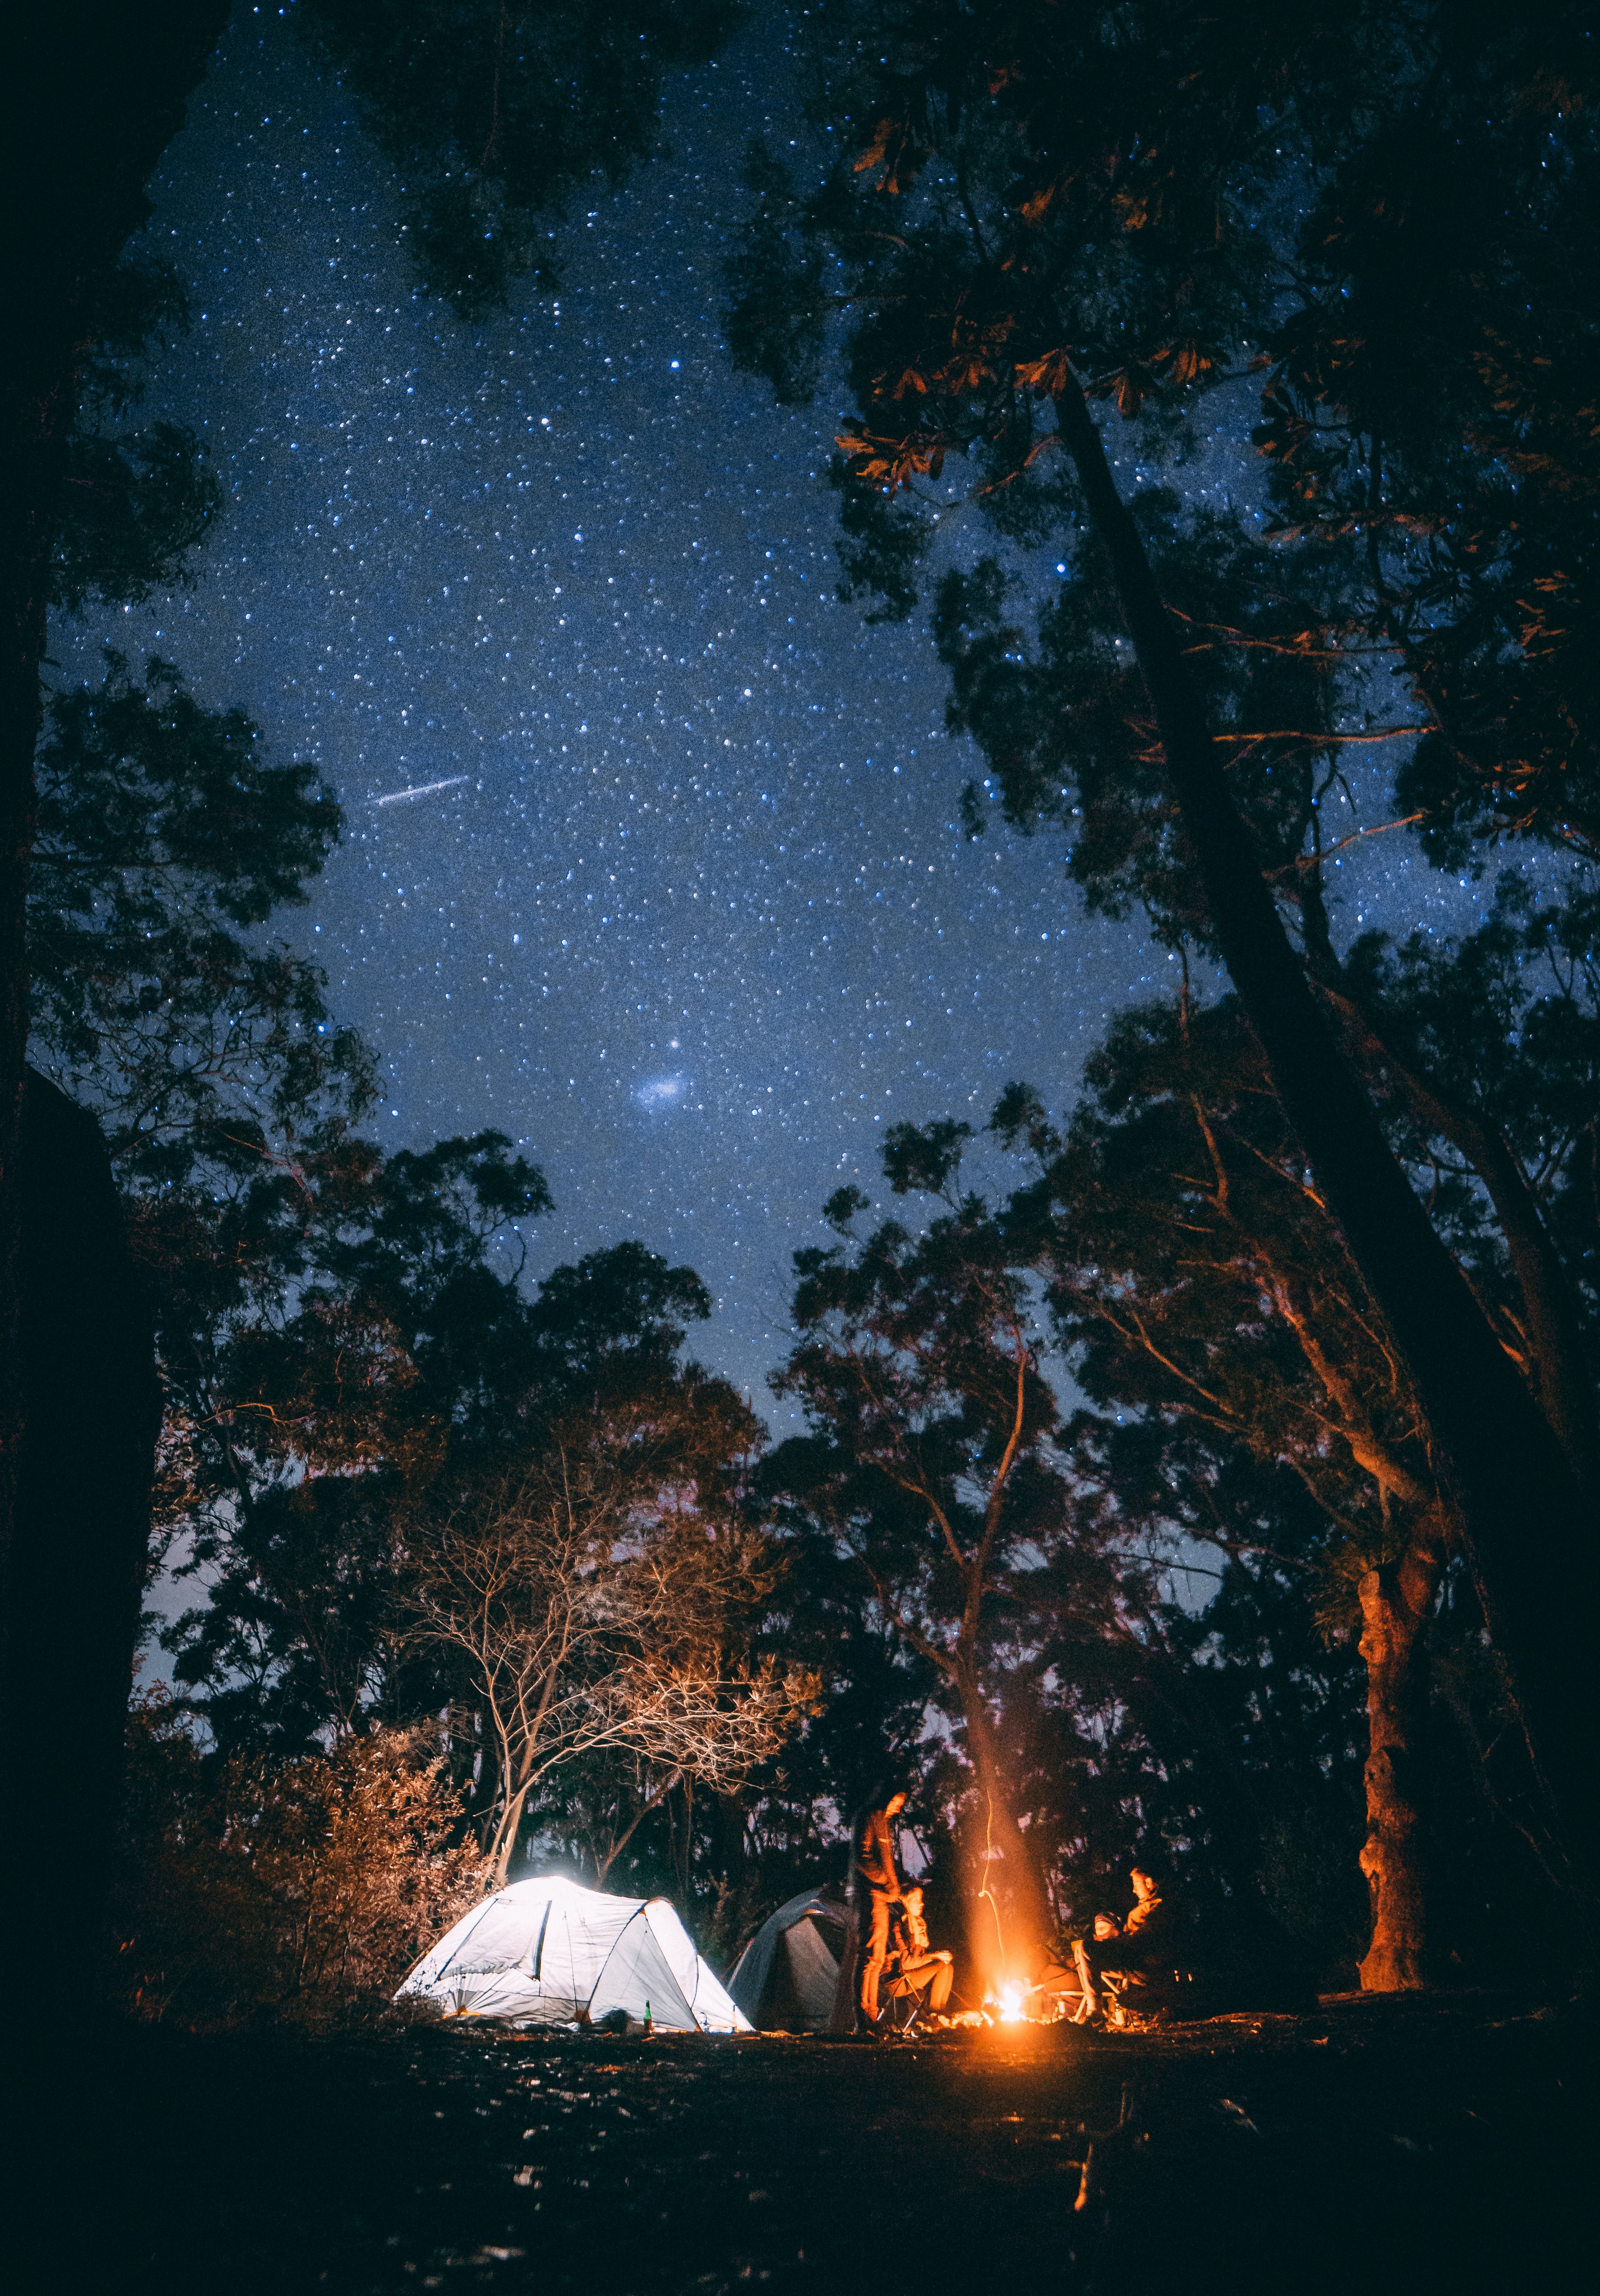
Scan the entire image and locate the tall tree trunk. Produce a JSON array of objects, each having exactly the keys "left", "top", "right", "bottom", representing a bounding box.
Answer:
[
  {"left": 1322, "top": 985, "right": 1600, "bottom": 1496},
  {"left": 957, "top": 1673, "right": 1051, "bottom": 1984},
  {"left": 1357, "top": 1527, "right": 1445, "bottom": 1991},
  {"left": 1052, "top": 377, "right": 1600, "bottom": 1874},
  {"left": 7, "top": 1076, "right": 162, "bottom": 2284},
  {"left": 1, "top": 3, "right": 227, "bottom": 1802},
  {"left": 5, "top": 1077, "right": 160, "bottom": 2000}
]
